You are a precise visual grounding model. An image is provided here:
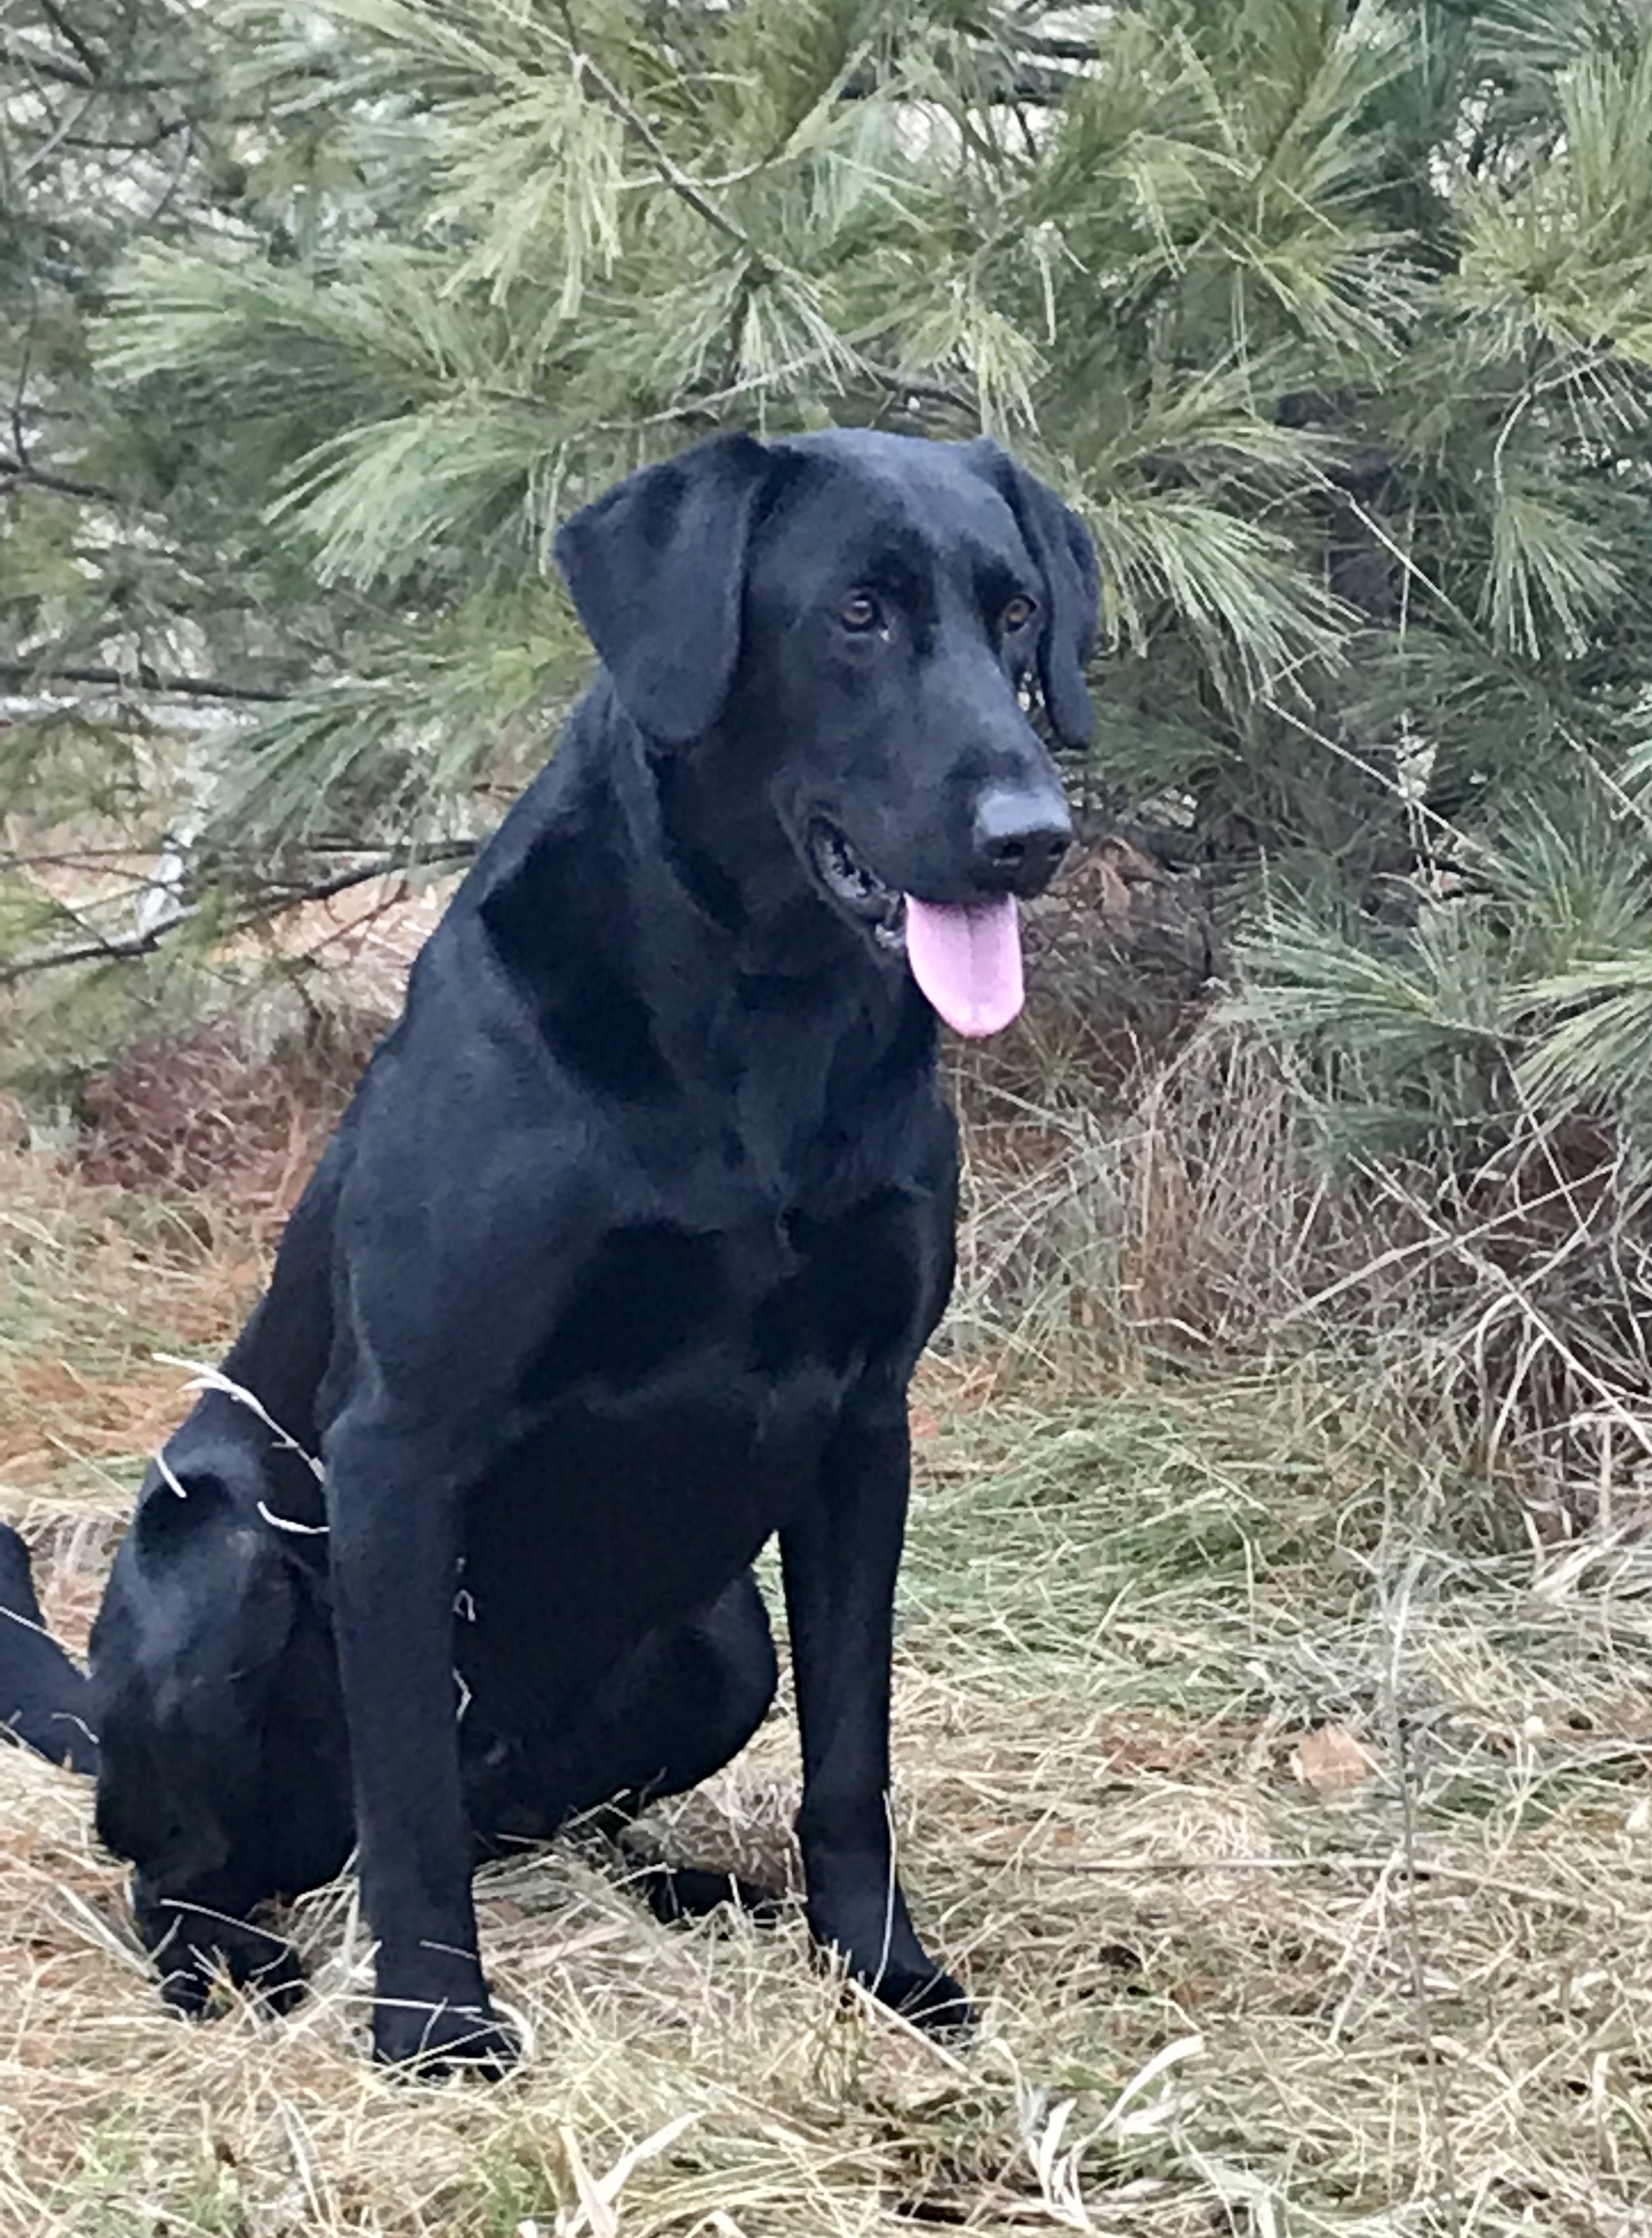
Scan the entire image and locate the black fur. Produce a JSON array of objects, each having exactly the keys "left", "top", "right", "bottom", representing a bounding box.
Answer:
[{"left": 0, "top": 430, "right": 1096, "bottom": 2071}]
